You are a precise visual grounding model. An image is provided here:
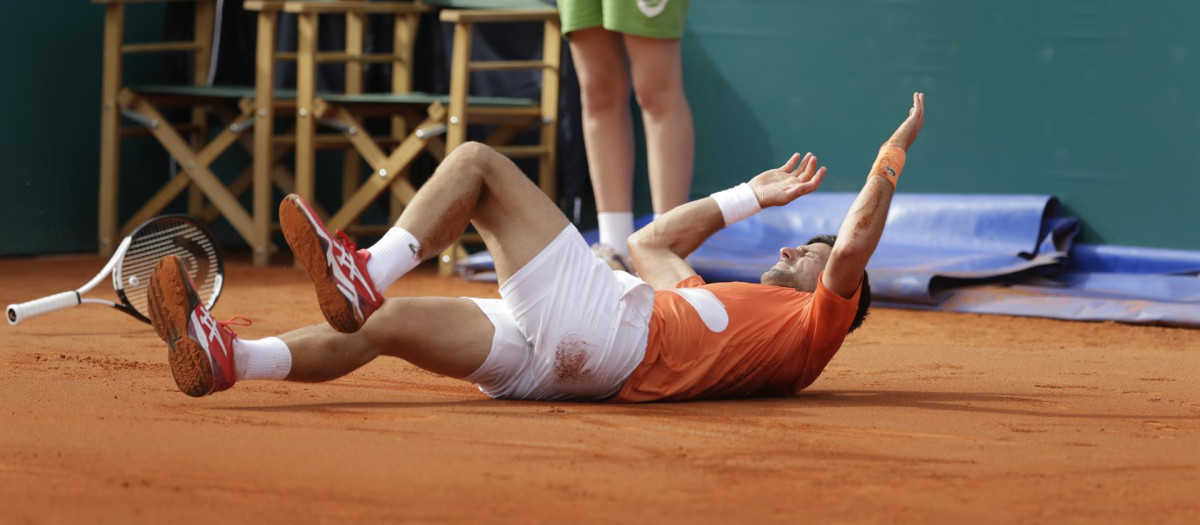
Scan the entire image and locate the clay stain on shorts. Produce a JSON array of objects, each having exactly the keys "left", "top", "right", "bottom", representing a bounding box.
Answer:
[{"left": 554, "top": 335, "right": 593, "bottom": 382}]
